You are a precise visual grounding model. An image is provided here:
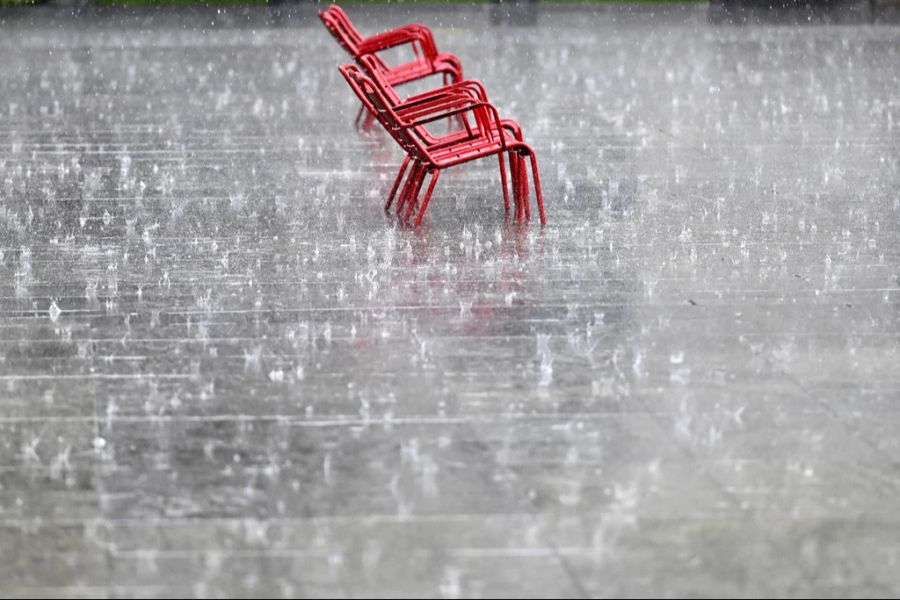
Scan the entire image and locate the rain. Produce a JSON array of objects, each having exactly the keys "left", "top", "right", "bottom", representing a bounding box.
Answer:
[{"left": 0, "top": 0, "right": 899, "bottom": 597}]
